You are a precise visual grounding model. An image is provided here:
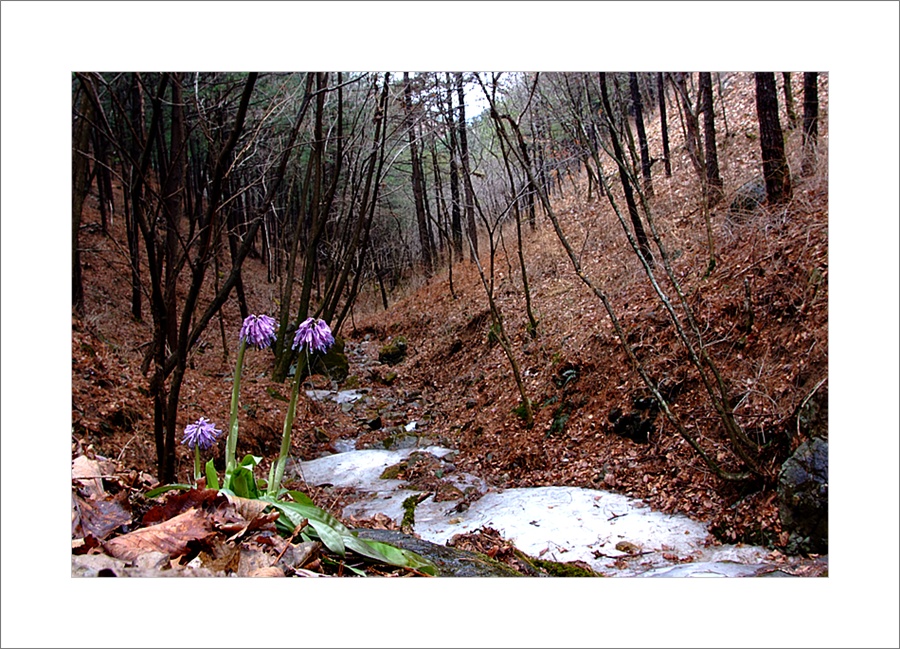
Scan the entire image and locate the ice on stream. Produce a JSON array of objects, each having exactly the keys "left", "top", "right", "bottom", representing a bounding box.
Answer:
[{"left": 293, "top": 444, "right": 775, "bottom": 577}]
